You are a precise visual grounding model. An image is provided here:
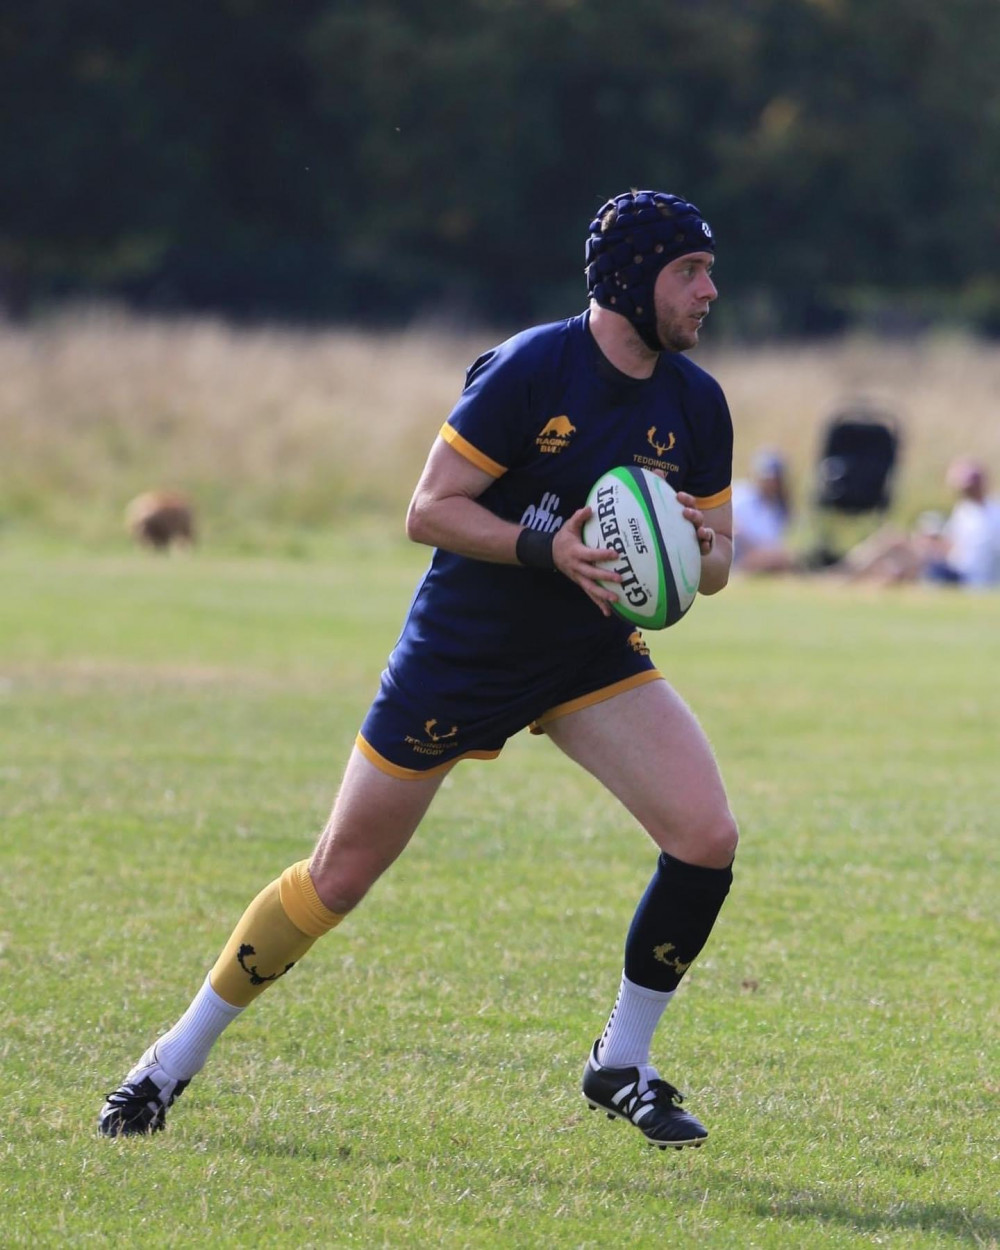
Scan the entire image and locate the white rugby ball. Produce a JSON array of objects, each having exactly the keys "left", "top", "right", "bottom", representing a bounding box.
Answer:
[{"left": 582, "top": 467, "right": 701, "bottom": 629}]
